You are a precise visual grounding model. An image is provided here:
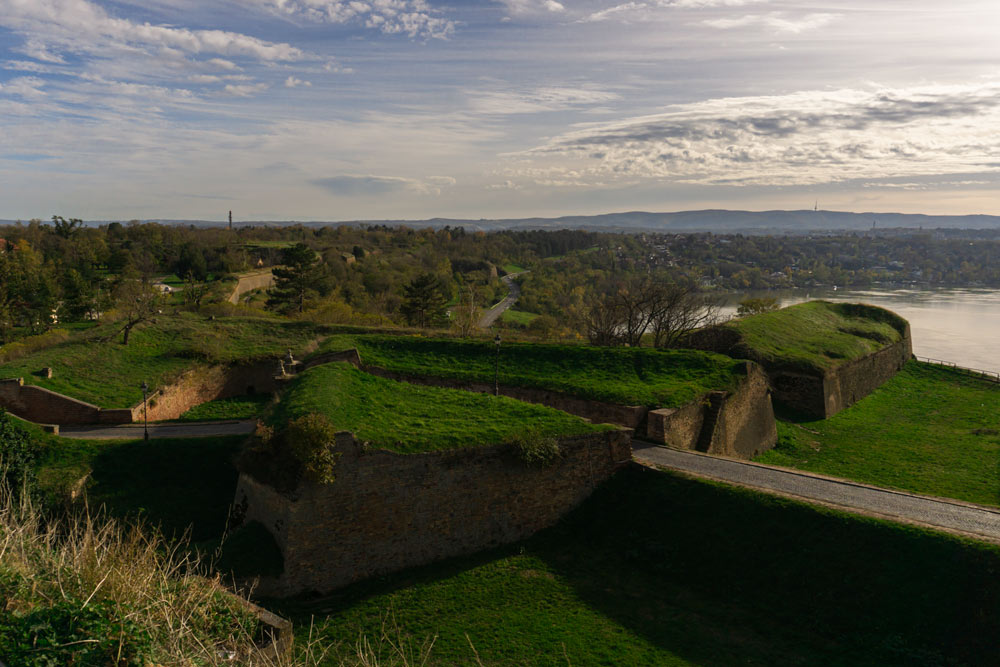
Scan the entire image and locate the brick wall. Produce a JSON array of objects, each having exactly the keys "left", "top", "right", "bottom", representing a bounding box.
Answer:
[{"left": 234, "top": 429, "right": 633, "bottom": 597}]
